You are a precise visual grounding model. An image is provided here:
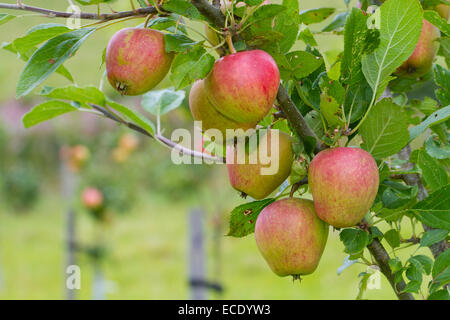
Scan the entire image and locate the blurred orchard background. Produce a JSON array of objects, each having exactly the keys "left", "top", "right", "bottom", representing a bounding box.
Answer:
[{"left": 0, "top": 0, "right": 412, "bottom": 299}]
